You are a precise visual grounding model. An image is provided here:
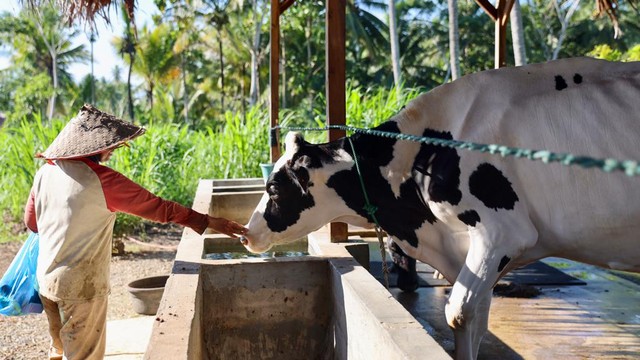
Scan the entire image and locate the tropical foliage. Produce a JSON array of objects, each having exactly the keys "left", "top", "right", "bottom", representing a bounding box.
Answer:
[{"left": 0, "top": 0, "right": 638, "bottom": 240}]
